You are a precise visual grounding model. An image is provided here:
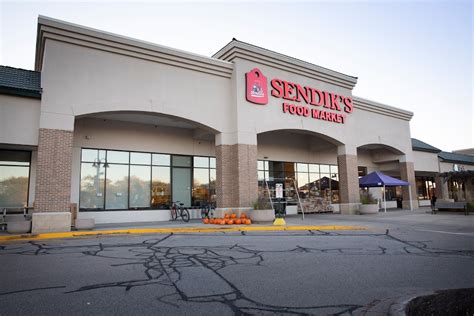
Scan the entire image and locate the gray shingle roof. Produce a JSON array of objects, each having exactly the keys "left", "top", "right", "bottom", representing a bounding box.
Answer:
[
  {"left": 411, "top": 138, "right": 441, "bottom": 153},
  {"left": 438, "top": 151, "right": 474, "bottom": 165},
  {"left": 0, "top": 66, "right": 41, "bottom": 98}
]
